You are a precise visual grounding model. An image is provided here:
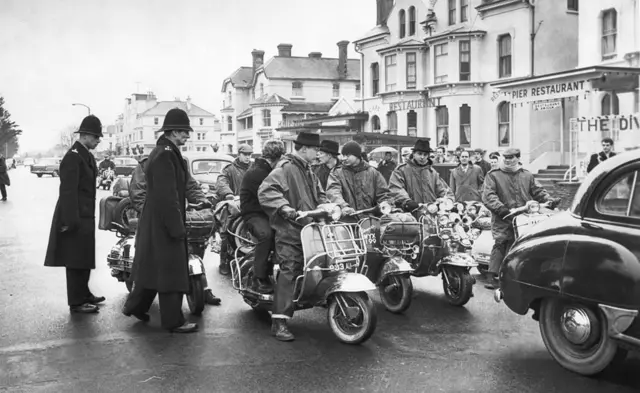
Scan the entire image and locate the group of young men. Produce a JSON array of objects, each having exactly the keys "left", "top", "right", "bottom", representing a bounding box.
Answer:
[{"left": 43, "top": 108, "right": 560, "bottom": 339}]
